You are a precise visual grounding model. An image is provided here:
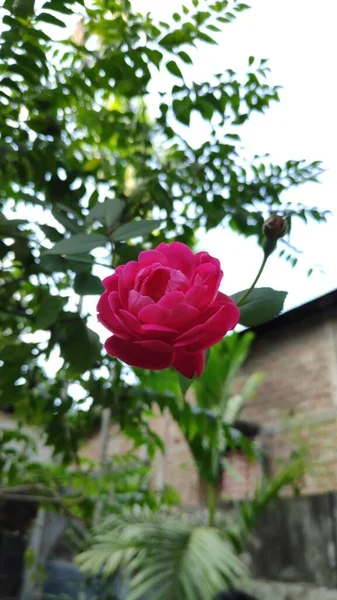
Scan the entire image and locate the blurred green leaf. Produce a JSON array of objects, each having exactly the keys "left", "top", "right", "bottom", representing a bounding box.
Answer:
[
  {"left": 37, "top": 12, "right": 66, "bottom": 27},
  {"left": 45, "top": 234, "right": 107, "bottom": 255},
  {"left": 35, "top": 295, "right": 64, "bottom": 330},
  {"left": 60, "top": 318, "right": 101, "bottom": 372},
  {"left": 111, "top": 220, "right": 163, "bottom": 242},
  {"left": 74, "top": 273, "right": 103, "bottom": 295},
  {"left": 166, "top": 60, "right": 183, "bottom": 79}
]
